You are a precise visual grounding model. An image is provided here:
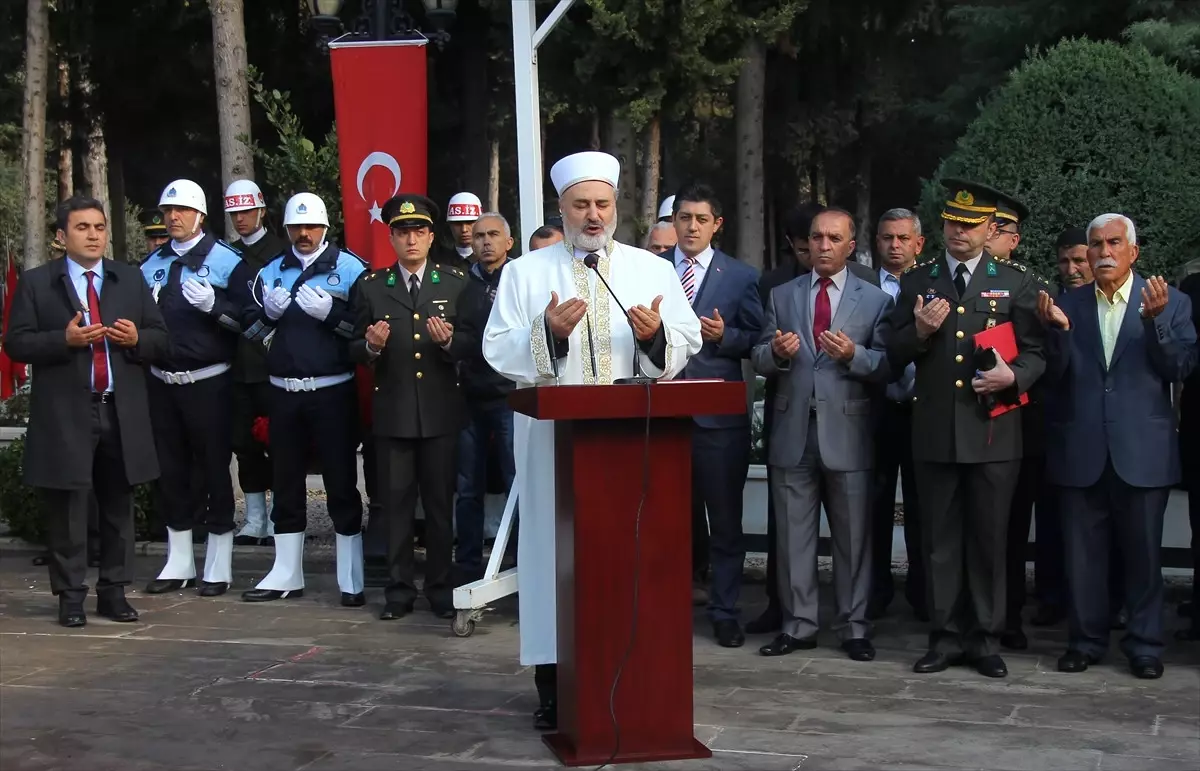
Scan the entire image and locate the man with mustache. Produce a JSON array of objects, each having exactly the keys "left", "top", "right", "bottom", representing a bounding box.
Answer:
[
  {"left": 140, "top": 179, "right": 253, "bottom": 598},
  {"left": 888, "top": 179, "right": 1047, "bottom": 679},
  {"left": 351, "top": 194, "right": 468, "bottom": 622},
  {"left": 483, "top": 151, "right": 702, "bottom": 730},
  {"left": 1038, "top": 213, "right": 1197, "bottom": 679},
  {"left": 449, "top": 212, "right": 518, "bottom": 581},
  {"left": 240, "top": 193, "right": 367, "bottom": 607}
]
